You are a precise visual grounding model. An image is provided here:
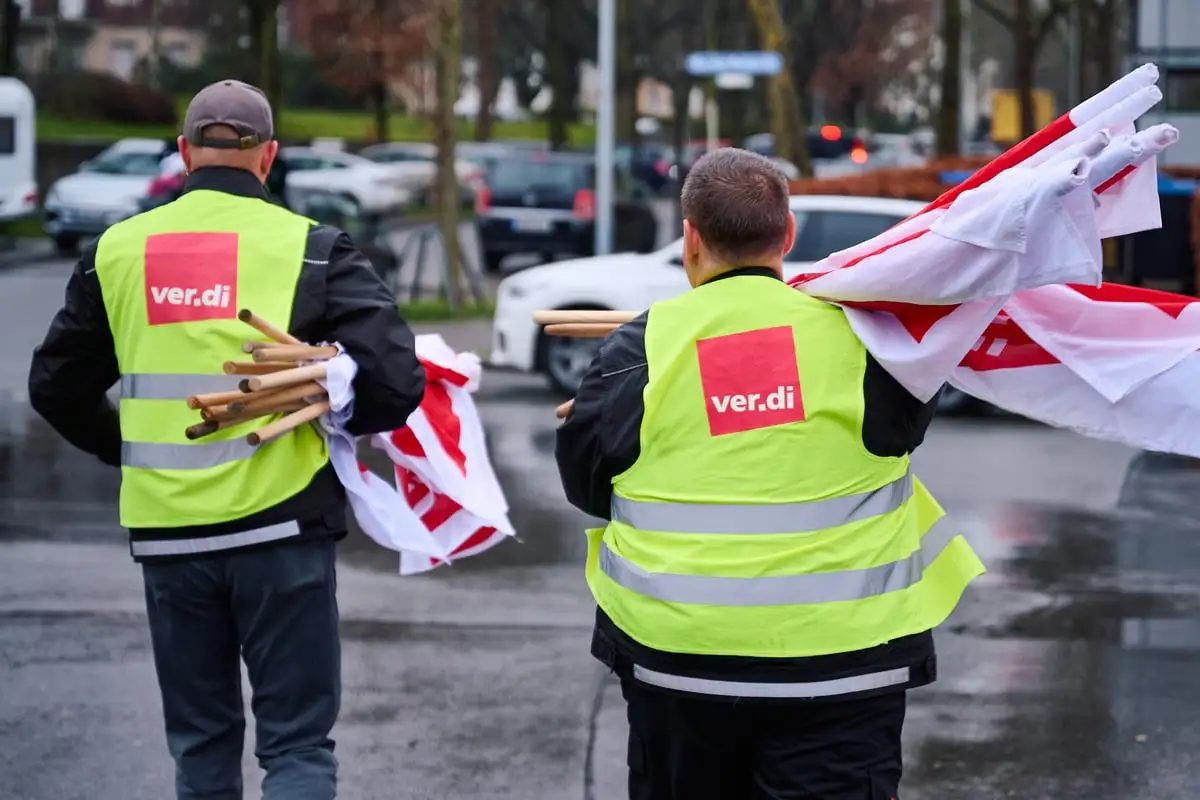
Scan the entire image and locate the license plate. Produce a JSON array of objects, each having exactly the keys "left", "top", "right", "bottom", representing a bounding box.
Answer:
[{"left": 511, "top": 217, "right": 553, "bottom": 233}]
